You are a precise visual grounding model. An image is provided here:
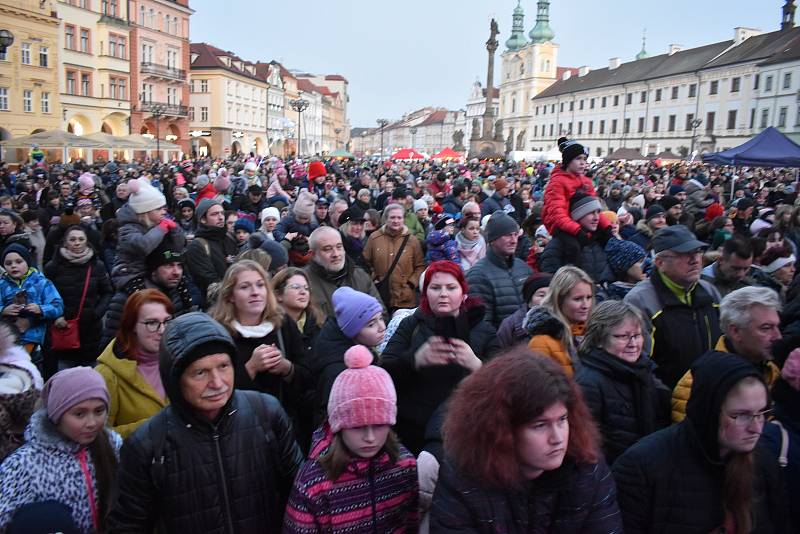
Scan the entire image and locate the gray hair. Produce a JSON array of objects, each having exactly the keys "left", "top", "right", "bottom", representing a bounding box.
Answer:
[
  {"left": 720, "top": 286, "right": 782, "bottom": 332},
  {"left": 579, "top": 299, "right": 647, "bottom": 356},
  {"left": 382, "top": 203, "right": 405, "bottom": 223},
  {"left": 308, "top": 225, "right": 341, "bottom": 252},
  {"left": 331, "top": 199, "right": 349, "bottom": 211},
  {"left": 461, "top": 201, "right": 479, "bottom": 216}
]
